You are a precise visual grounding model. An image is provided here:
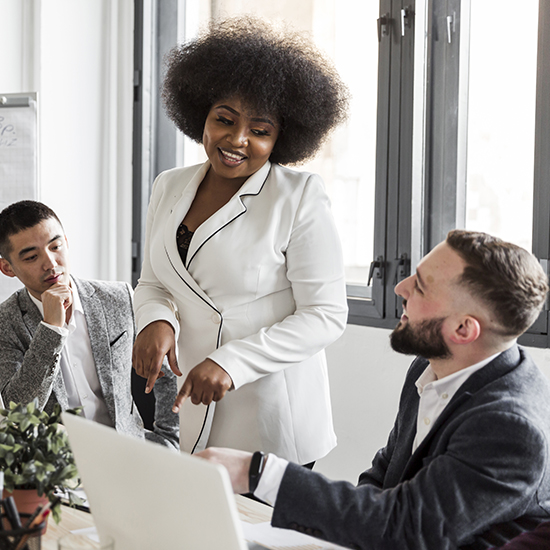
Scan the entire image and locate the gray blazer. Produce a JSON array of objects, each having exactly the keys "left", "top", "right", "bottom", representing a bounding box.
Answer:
[
  {"left": 272, "top": 346, "right": 550, "bottom": 549},
  {"left": 0, "top": 277, "right": 178, "bottom": 448}
]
